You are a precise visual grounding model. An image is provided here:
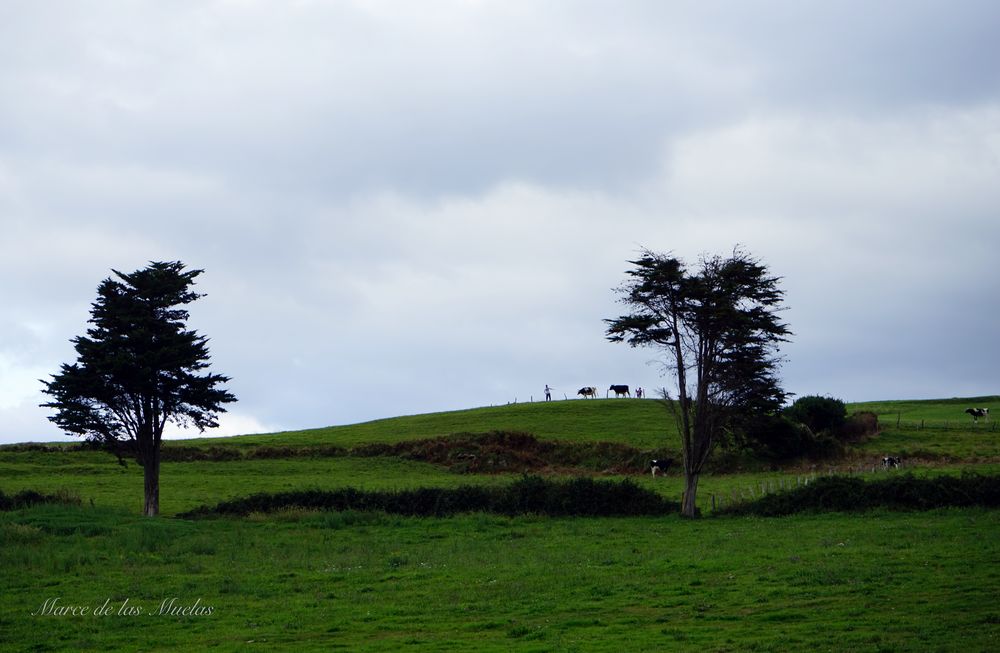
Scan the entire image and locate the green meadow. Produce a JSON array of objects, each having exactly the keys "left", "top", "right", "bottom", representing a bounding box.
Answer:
[{"left": 2, "top": 397, "right": 999, "bottom": 651}]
